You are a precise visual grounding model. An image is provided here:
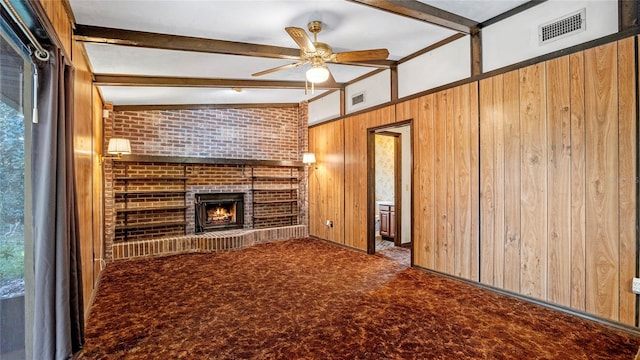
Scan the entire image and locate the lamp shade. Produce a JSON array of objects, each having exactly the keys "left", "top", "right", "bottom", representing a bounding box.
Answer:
[
  {"left": 107, "top": 138, "right": 131, "bottom": 155},
  {"left": 302, "top": 152, "right": 316, "bottom": 164},
  {"left": 306, "top": 65, "right": 330, "bottom": 83}
]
